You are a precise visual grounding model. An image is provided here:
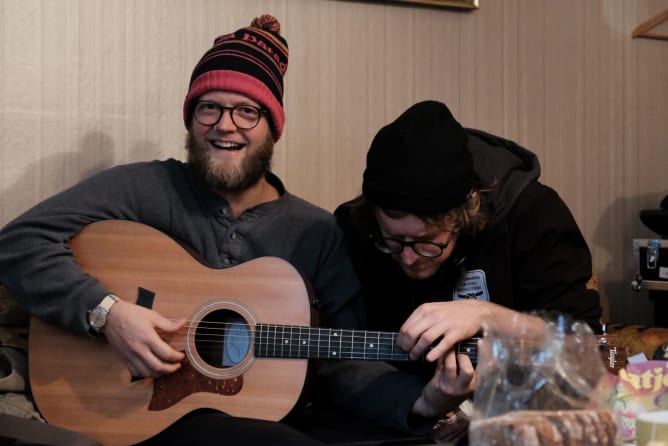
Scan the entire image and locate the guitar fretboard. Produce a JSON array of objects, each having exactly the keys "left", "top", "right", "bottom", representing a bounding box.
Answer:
[{"left": 254, "top": 324, "right": 478, "bottom": 364}]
